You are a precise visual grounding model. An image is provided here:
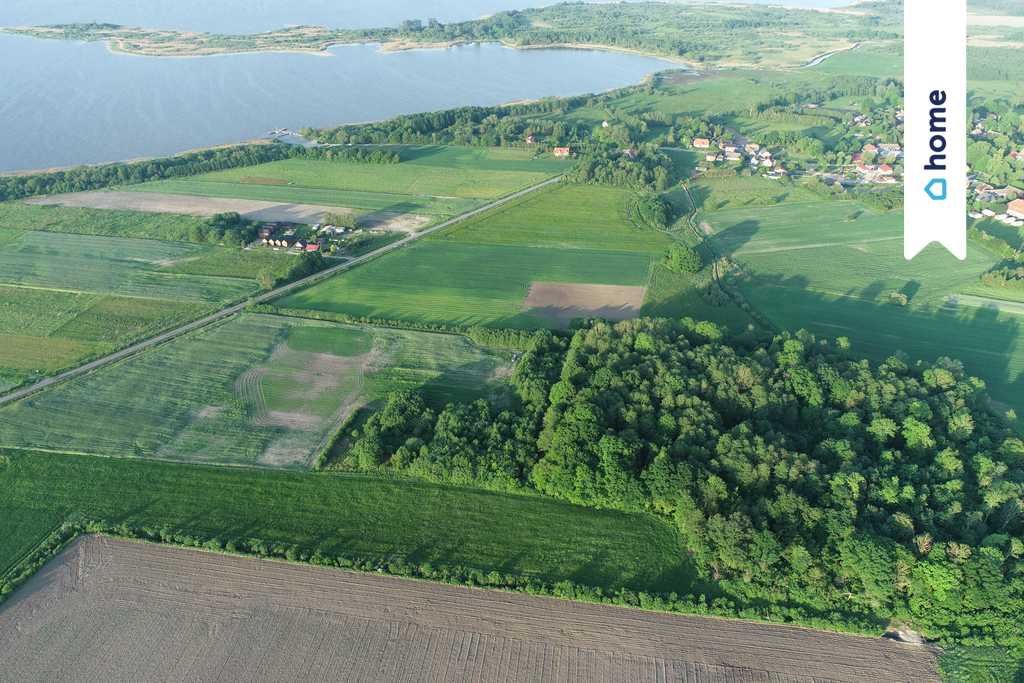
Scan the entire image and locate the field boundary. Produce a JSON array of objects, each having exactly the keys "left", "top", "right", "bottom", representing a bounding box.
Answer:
[{"left": 0, "top": 175, "right": 563, "bottom": 408}]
